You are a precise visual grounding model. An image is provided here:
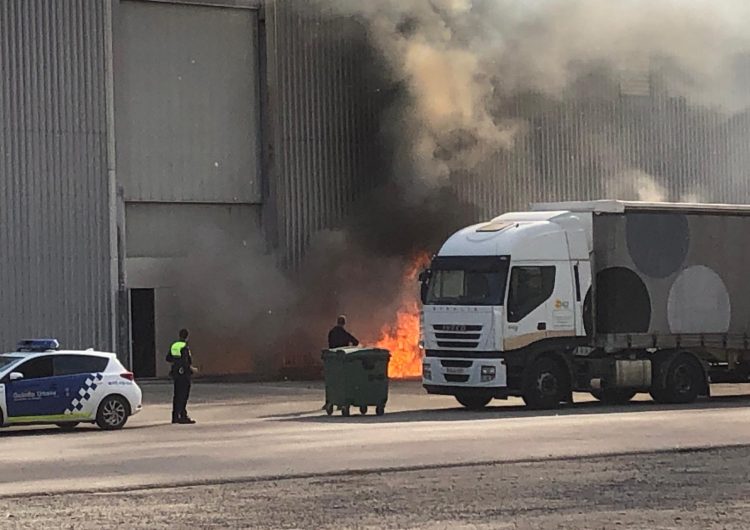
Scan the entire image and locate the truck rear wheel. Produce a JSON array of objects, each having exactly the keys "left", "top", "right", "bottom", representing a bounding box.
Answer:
[
  {"left": 590, "top": 389, "right": 637, "bottom": 405},
  {"left": 652, "top": 354, "right": 703, "bottom": 404},
  {"left": 523, "top": 357, "right": 570, "bottom": 409},
  {"left": 455, "top": 393, "right": 492, "bottom": 411}
]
